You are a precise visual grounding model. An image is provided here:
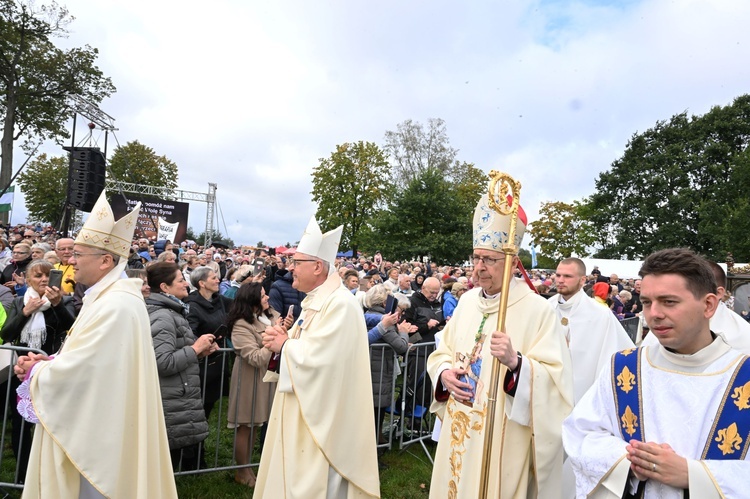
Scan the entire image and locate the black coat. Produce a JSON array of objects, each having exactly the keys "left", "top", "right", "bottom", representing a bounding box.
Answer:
[
  {"left": 268, "top": 270, "right": 305, "bottom": 321},
  {"left": 184, "top": 291, "right": 232, "bottom": 343},
  {"left": 1, "top": 295, "right": 76, "bottom": 354},
  {"left": 404, "top": 291, "right": 444, "bottom": 343},
  {"left": 0, "top": 256, "right": 33, "bottom": 286}
]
